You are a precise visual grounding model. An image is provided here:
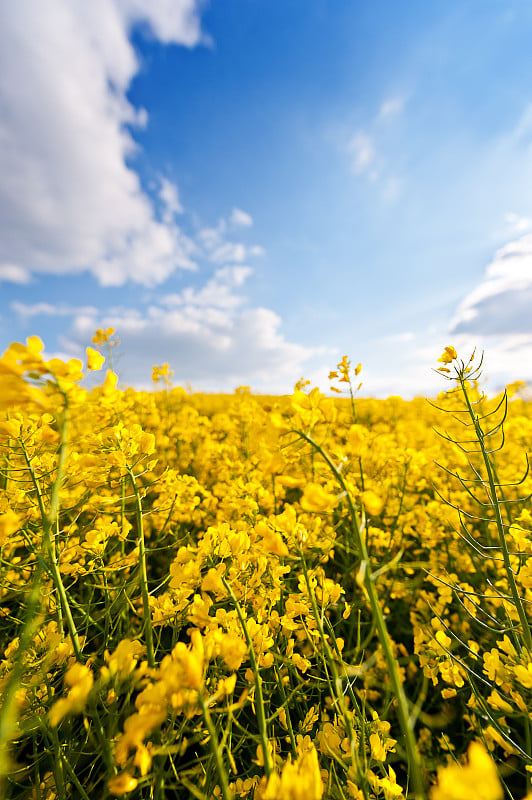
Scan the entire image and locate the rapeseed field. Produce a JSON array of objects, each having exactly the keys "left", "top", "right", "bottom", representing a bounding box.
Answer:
[{"left": 1, "top": 333, "right": 532, "bottom": 800}]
